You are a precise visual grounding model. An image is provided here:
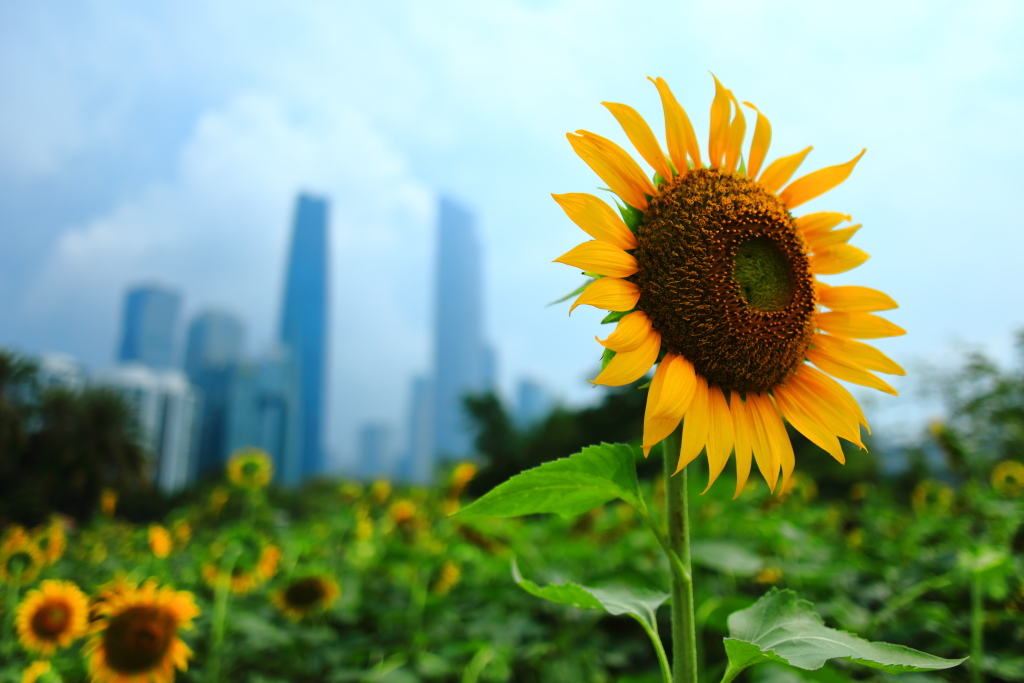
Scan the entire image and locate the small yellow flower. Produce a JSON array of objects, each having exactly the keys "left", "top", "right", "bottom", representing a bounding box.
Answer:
[
  {"left": 432, "top": 561, "right": 461, "bottom": 595},
  {"left": 992, "top": 461, "right": 1024, "bottom": 497},
  {"left": 209, "top": 486, "right": 230, "bottom": 514},
  {"left": 172, "top": 520, "right": 192, "bottom": 545},
  {"left": 369, "top": 479, "right": 392, "bottom": 504},
  {"left": 100, "top": 488, "right": 118, "bottom": 518},
  {"left": 226, "top": 447, "right": 274, "bottom": 490},
  {"left": 448, "top": 463, "right": 478, "bottom": 496},
  {"left": 148, "top": 525, "right": 172, "bottom": 559},
  {"left": 35, "top": 518, "right": 66, "bottom": 565},
  {"left": 911, "top": 479, "right": 955, "bottom": 515},
  {"left": 272, "top": 576, "right": 340, "bottom": 621},
  {"left": 85, "top": 579, "right": 199, "bottom": 683},
  {"left": 338, "top": 481, "right": 364, "bottom": 502},
  {"left": 16, "top": 580, "right": 90, "bottom": 656},
  {"left": 256, "top": 545, "right": 282, "bottom": 581},
  {"left": 849, "top": 482, "right": 869, "bottom": 501},
  {"left": 754, "top": 567, "right": 783, "bottom": 584},
  {"left": 389, "top": 500, "right": 418, "bottom": 527},
  {"left": 21, "top": 661, "right": 51, "bottom": 683}
]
